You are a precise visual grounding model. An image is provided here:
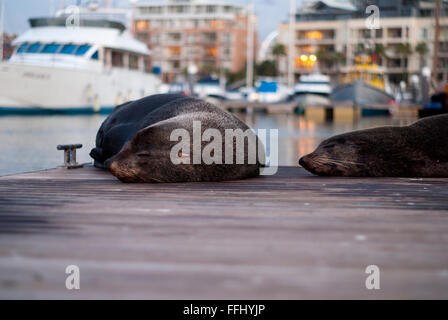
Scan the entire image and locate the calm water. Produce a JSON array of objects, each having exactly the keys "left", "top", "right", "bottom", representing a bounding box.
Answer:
[{"left": 0, "top": 113, "right": 416, "bottom": 176}]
